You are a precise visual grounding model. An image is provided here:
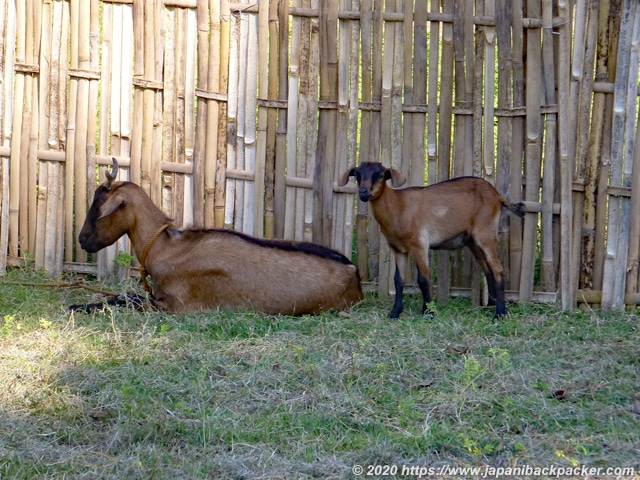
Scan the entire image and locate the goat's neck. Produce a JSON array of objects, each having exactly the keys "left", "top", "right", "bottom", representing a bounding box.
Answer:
[
  {"left": 369, "top": 187, "right": 397, "bottom": 230},
  {"left": 128, "top": 202, "right": 171, "bottom": 261}
]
